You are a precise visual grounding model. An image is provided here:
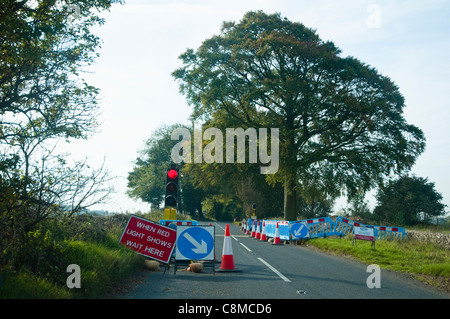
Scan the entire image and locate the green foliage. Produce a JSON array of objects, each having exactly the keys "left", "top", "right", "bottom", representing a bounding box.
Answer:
[
  {"left": 0, "top": 1, "right": 139, "bottom": 299},
  {"left": 127, "top": 124, "right": 210, "bottom": 218},
  {"left": 0, "top": 214, "right": 145, "bottom": 299},
  {"left": 0, "top": 0, "right": 115, "bottom": 273},
  {"left": 127, "top": 124, "right": 192, "bottom": 208},
  {"left": 374, "top": 175, "right": 447, "bottom": 225}
]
